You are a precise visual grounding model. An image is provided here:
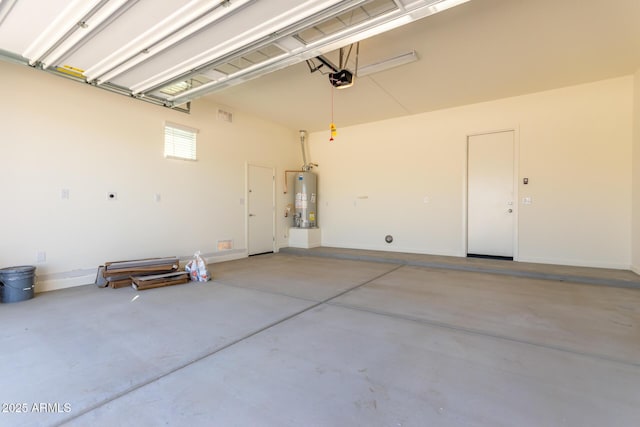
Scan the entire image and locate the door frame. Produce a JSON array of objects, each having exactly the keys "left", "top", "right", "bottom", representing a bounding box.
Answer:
[
  {"left": 462, "top": 128, "right": 519, "bottom": 260},
  {"left": 245, "top": 162, "right": 276, "bottom": 256}
]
